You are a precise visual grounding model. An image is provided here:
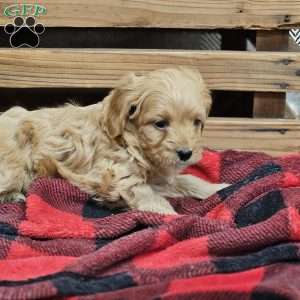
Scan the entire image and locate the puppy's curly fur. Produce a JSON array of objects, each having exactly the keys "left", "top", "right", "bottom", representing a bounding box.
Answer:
[{"left": 0, "top": 67, "right": 228, "bottom": 214}]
